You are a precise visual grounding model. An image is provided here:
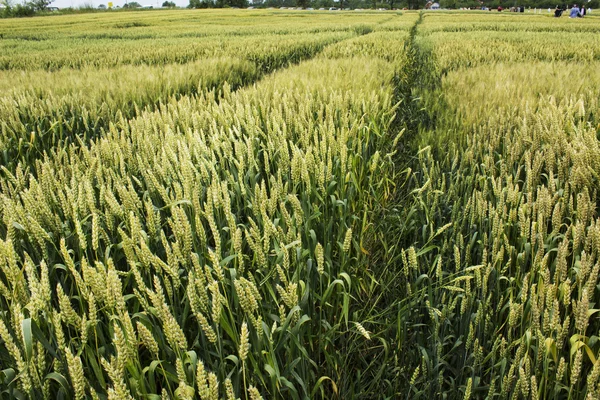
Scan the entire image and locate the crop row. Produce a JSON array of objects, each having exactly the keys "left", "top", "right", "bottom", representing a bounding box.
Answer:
[
  {"left": 393, "top": 12, "right": 600, "bottom": 399},
  {"left": 0, "top": 12, "right": 413, "bottom": 399}
]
